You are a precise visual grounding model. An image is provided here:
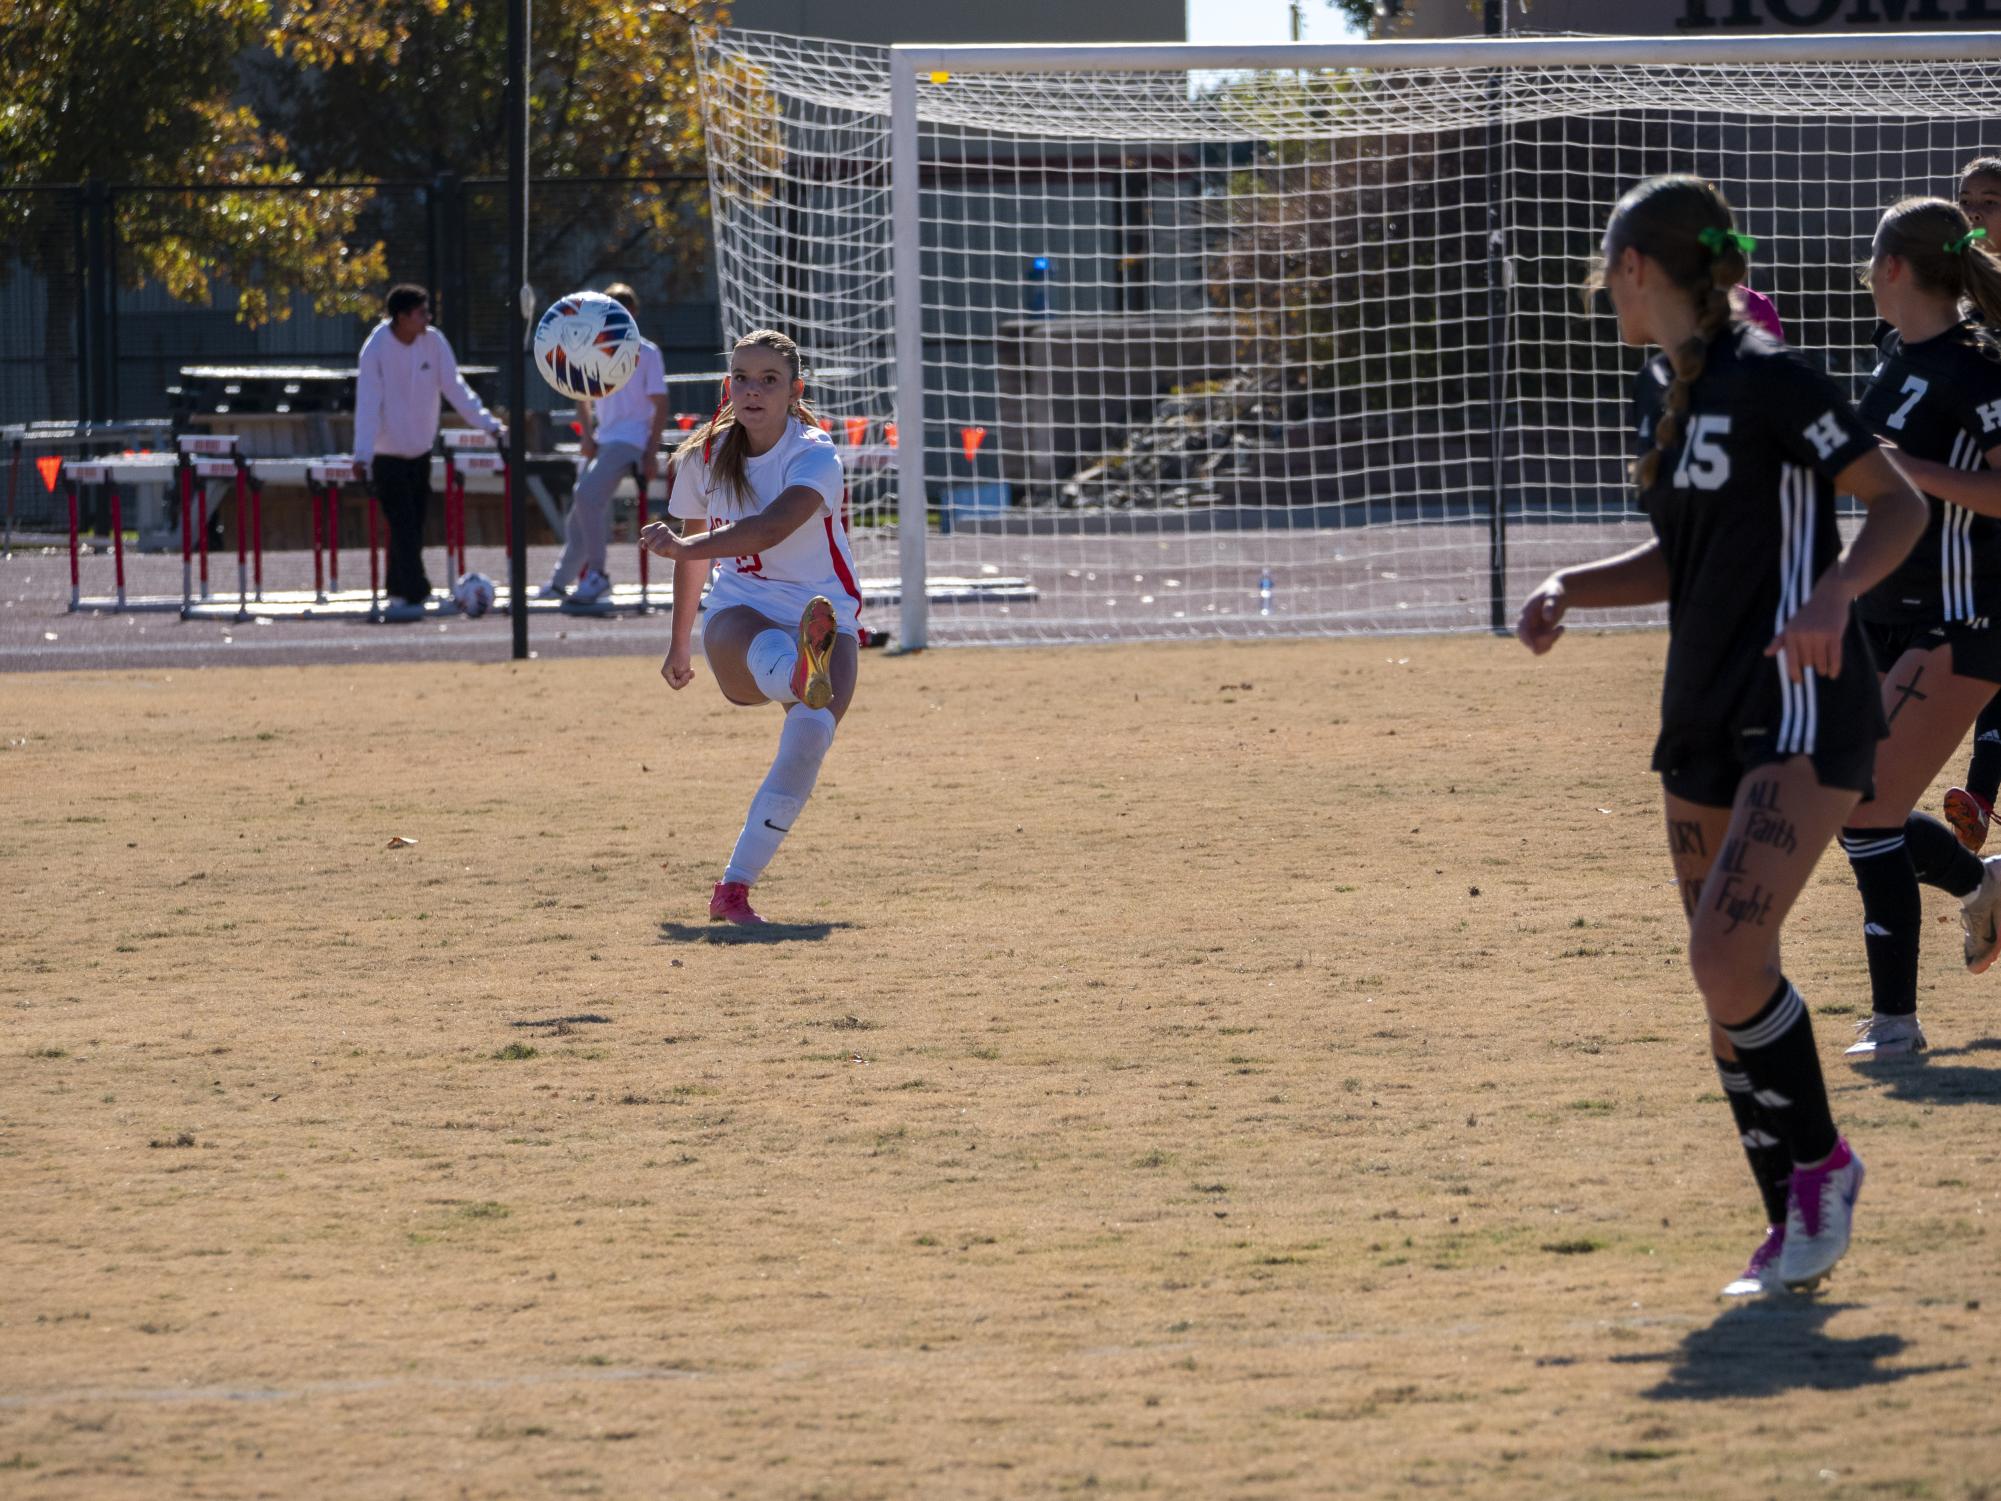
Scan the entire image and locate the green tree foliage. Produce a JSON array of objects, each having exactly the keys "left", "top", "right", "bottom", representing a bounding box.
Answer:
[
  {"left": 0, "top": 0, "right": 725, "bottom": 416},
  {"left": 0, "top": 0, "right": 384, "bottom": 410},
  {"left": 260, "top": 1, "right": 725, "bottom": 294}
]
